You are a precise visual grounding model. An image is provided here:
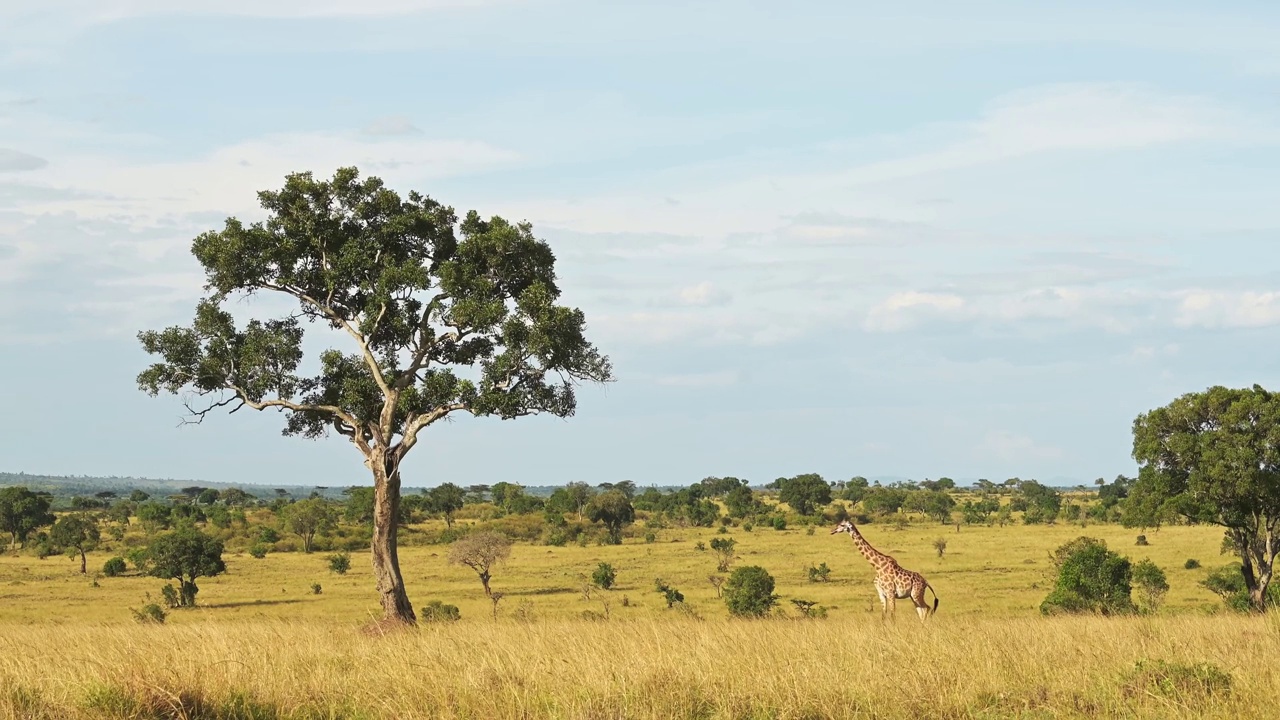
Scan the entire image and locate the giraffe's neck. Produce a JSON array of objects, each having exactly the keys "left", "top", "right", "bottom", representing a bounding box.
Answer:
[{"left": 846, "top": 527, "right": 892, "bottom": 569}]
